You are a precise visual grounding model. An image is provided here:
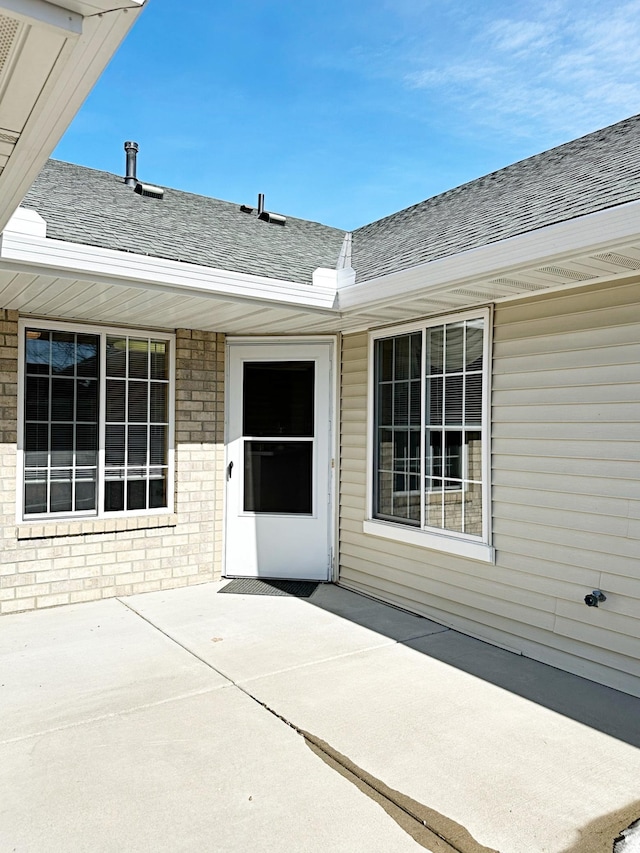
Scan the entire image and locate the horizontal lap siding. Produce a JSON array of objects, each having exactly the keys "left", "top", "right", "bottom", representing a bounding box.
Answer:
[{"left": 338, "top": 280, "right": 640, "bottom": 697}]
